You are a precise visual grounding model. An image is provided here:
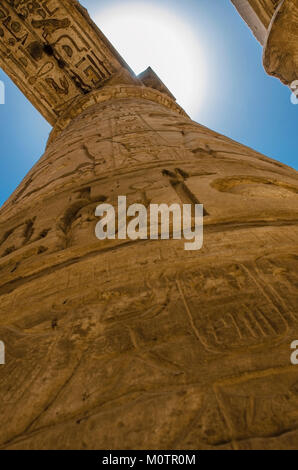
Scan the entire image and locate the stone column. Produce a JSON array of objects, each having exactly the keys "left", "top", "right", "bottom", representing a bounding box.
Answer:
[
  {"left": 0, "top": 79, "right": 298, "bottom": 449},
  {"left": 232, "top": 0, "right": 298, "bottom": 87}
]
